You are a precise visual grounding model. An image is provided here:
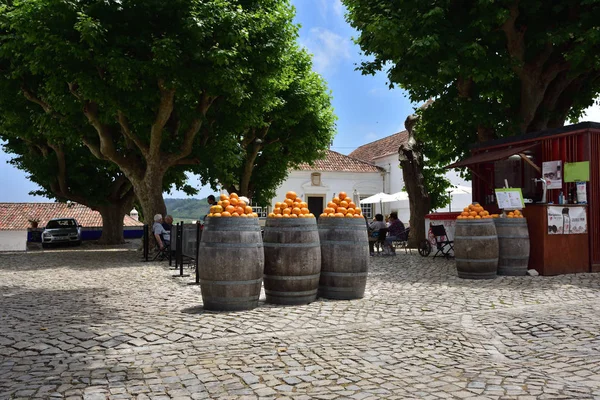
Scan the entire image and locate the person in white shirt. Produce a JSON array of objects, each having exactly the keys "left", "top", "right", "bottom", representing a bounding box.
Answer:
[{"left": 152, "top": 214, "right": 167, "bottom": 250}]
